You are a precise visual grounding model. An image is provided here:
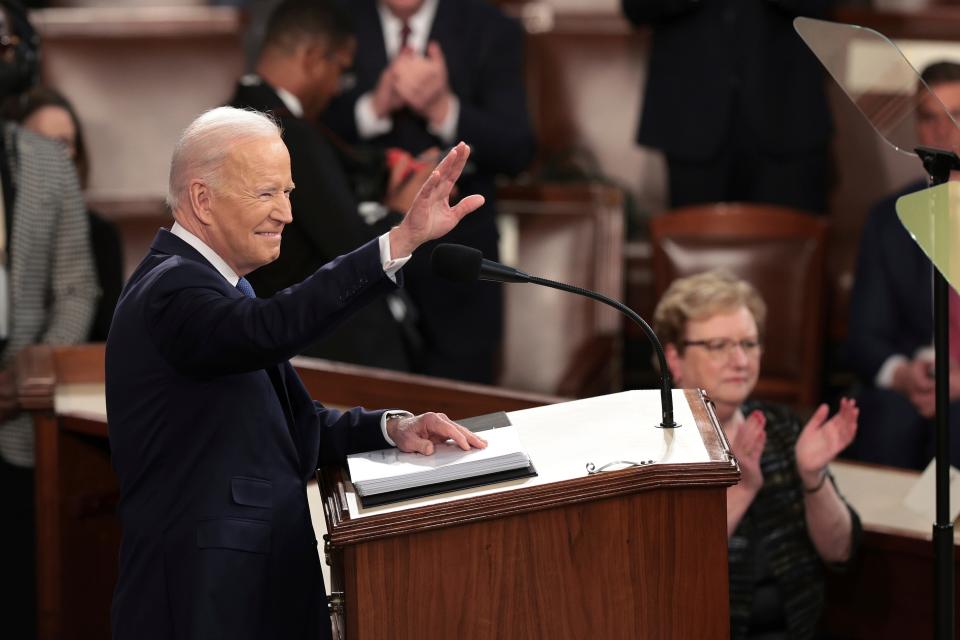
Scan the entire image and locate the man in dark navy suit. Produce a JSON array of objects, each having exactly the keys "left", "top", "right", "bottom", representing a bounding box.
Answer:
[
  {"left": 106, "top": 106, "right": 486, "bottom": 640},
  {"left": 229, "top": 0, "right": 436, "bottom": 373},
  {"left": 846, "top": 61, "right": 960, "bottom": 469},
  {"left": 324, "top": 0, "right": 535, "bottom": 384},
  {"left": 621, "top": 0, "right": 835, "bottom": 214}
]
